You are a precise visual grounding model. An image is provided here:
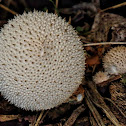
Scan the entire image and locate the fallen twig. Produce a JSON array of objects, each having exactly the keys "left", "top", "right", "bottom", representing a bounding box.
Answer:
[
  {"left": 50, "top": 0, "right": 59, "bottom": 15},
  {"left": 68, "top": 16, "right": 71, "bottom": 24},
  {"left": 100, "top": 2, "right": 126, "bottom": 12},
  {"left": 55, "top": 0, "right": 58, "bottom": 14},
  {"left": 40, "top": 110, "right": 49, "bottom": 123},
  {"left": 0, "top": 4, "right": 17, "bottom": 15},
  {"left": 89, "top": 112, "right": 99, "bottom": 126},
  {"left": 35, "top": 110, "right": 44, "bottom": 126},
  {"left": 85, "top": 90, "right": 105, "bottom": 126},
  {"left": 83, "top": 42, "right": 126, "bottom": 46},
  {"left": 63, "top": 104, "right": 86, "bottom": 126}
]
